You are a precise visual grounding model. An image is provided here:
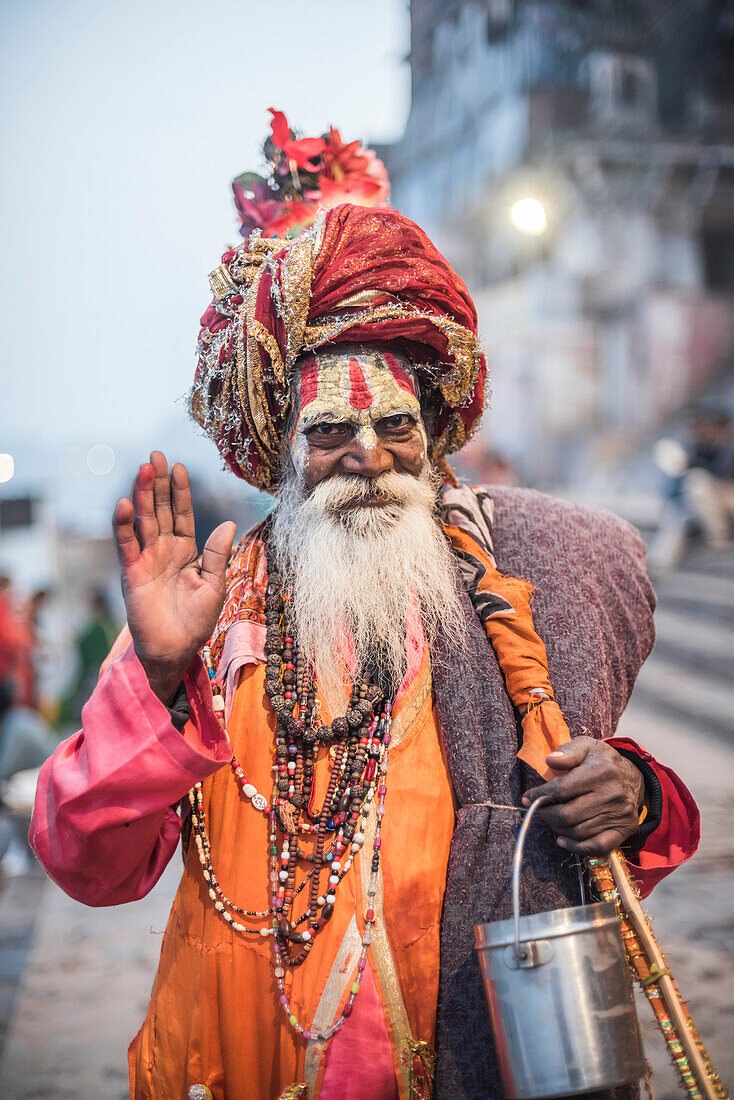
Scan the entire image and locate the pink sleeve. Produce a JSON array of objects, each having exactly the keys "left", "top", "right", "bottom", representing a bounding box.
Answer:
[
  {"left": 606, "top": 735, "right": 701, "bottom": 899},
  {"left": 30, "top": 643, "right": 232, "bottom": 906}
]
